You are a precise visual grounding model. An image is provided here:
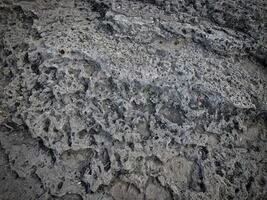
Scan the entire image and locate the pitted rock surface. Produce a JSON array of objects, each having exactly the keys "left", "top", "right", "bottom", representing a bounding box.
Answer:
[{"left": 0, "top": 0, "right": 267, "bottom": 200}]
